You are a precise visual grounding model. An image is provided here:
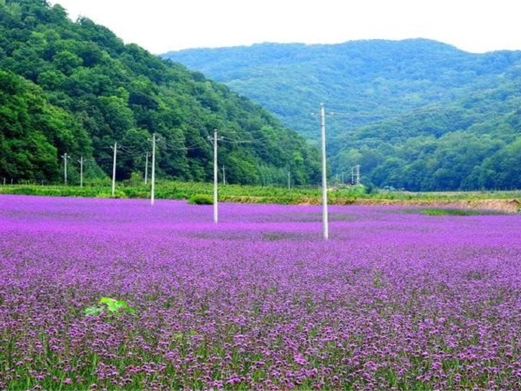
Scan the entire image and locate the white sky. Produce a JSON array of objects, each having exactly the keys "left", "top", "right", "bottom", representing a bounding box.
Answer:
[{"left": 51, "top": 0, "right": 521, "bottom": 54}]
